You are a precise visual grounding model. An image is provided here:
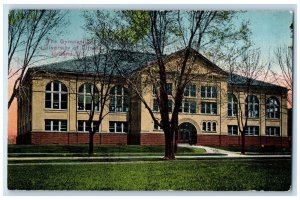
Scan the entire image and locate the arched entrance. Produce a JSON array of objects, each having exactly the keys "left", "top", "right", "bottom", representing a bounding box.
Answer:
[{"left": 178, "top": 122, "right": 197, "bottom": 145}]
